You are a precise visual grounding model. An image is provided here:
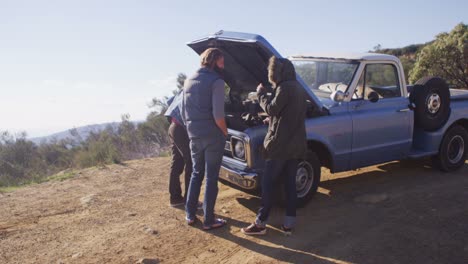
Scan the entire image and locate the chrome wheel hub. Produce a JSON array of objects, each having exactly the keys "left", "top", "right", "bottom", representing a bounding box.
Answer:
[
  {"left": 426, "top": 93, "right": 441, "bottom": 114},
  {"left": 296, "top": 161, "right": 314, "bottom": 198},
  {"left": 447, "top": 135, "right": 465, "bottom": 164}
]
